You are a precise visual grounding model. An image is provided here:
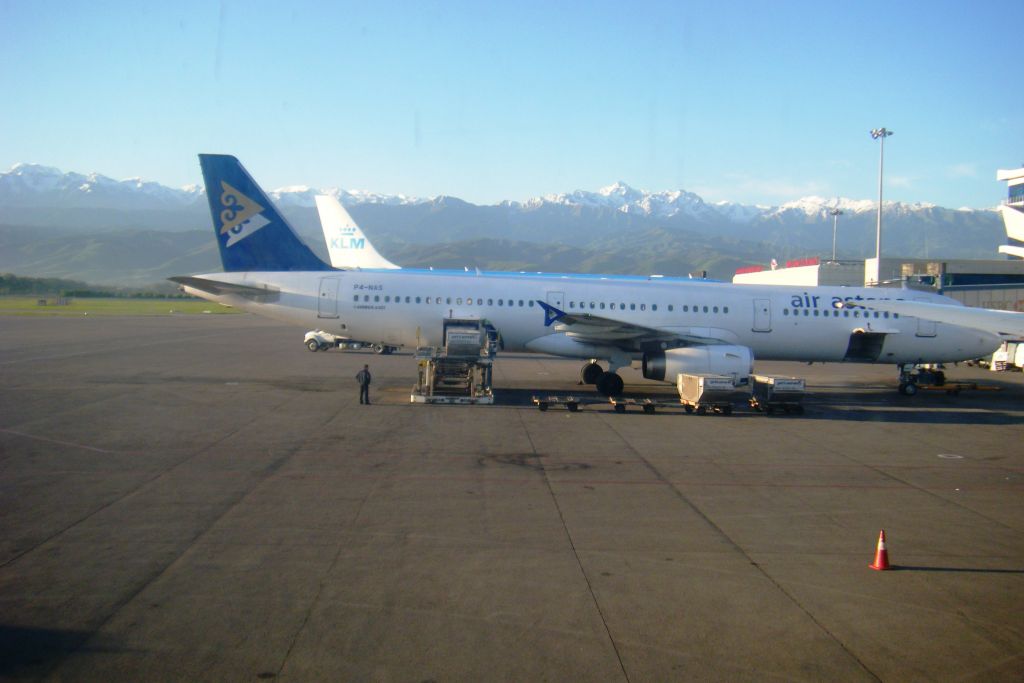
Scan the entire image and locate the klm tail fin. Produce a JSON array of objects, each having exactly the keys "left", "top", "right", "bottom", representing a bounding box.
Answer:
[
  {"left": 314, "top": 195, "right": 401, "bottom": 270},
  {"left": 198, "top": 154, "right": 332, "bottom": 272}
]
